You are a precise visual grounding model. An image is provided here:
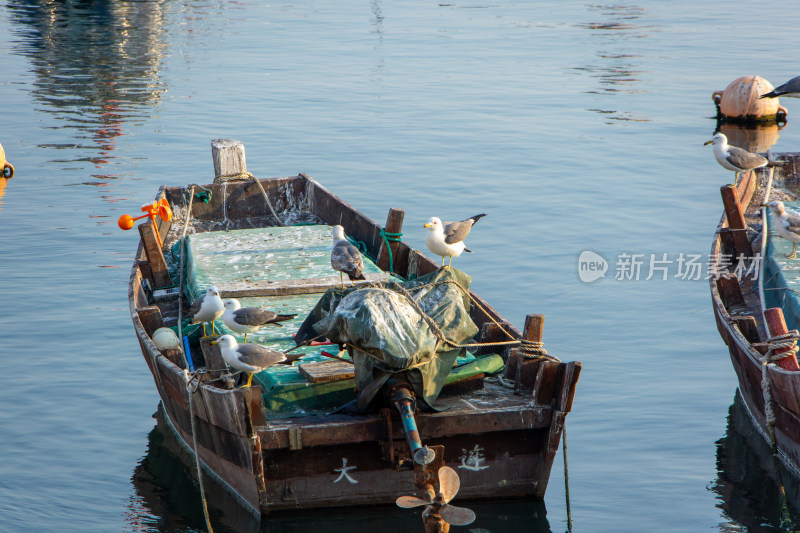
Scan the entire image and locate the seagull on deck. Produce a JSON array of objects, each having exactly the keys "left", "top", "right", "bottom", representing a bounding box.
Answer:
[
  {"left": 760, "top": 75, "right": 800, "bottom": 99},
  {"left": 704, "top": 133, "right": 773, "bottom": 187},
  {"left": 211, "top": 334, "right": 287, "bottom": 387},
  {"left": 222, "top": 298, "right": 297, "bottom": 343},
  {"left": 331, "top": 225, "right": 365, "bottom": 287},
  {"left": 424, "top": 214, "right": 486, "bottom": 267},
  {"left": 187, "top": 285, "right": 224, "bottom": 336},
  {"left": 763, "top": 201, "right": 800, "bottom": 259}
]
